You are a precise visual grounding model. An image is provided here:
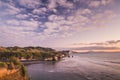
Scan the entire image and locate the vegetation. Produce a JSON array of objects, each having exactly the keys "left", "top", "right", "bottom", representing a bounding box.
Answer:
[
  {"left": 0, "top": 46, "right": 68, "bottom": 61},
  {"left": 8, "top": 62, "right": 15, "bottom": 70},
  {"left": 0, "top": 57, "right": 28, "bottom": 80},
  {"left": 0, "top": 70, "right": 28, "bottom": 80},
  {"left": 0, "top": 62, "right": 8, "bottom": 68},
  {"left": 10, "top": 57, "right": 21, "bottom": 65},
  {"left": 0, "top": 46, "right": 69, "bottom": 80},
  {"left": 21, "top": 64, "right": 27, "bottom": 77}
]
